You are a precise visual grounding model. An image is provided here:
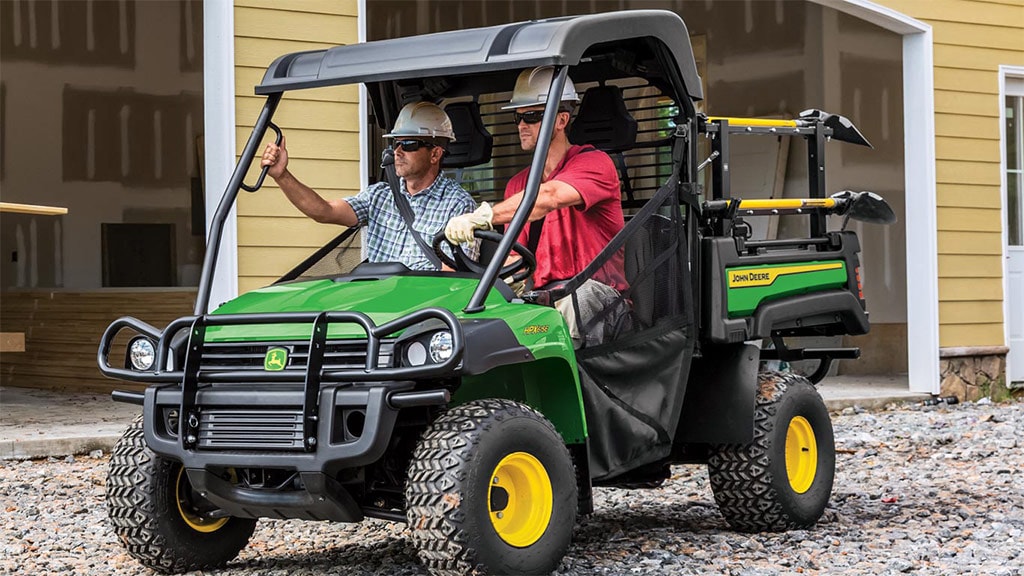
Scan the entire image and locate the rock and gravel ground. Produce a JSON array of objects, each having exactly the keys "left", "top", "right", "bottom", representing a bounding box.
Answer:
[{"left": 2, "top": 399, "right": 1021, "bottom": 576}]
